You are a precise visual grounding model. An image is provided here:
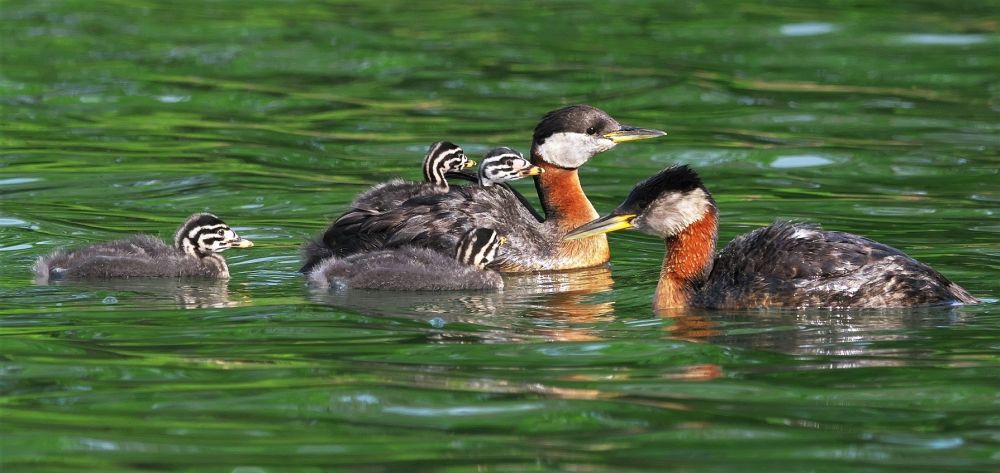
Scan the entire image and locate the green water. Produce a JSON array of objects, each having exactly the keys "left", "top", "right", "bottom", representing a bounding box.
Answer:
[{"left": 2, "top": 1, "right": 998, "bottom": 471}]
